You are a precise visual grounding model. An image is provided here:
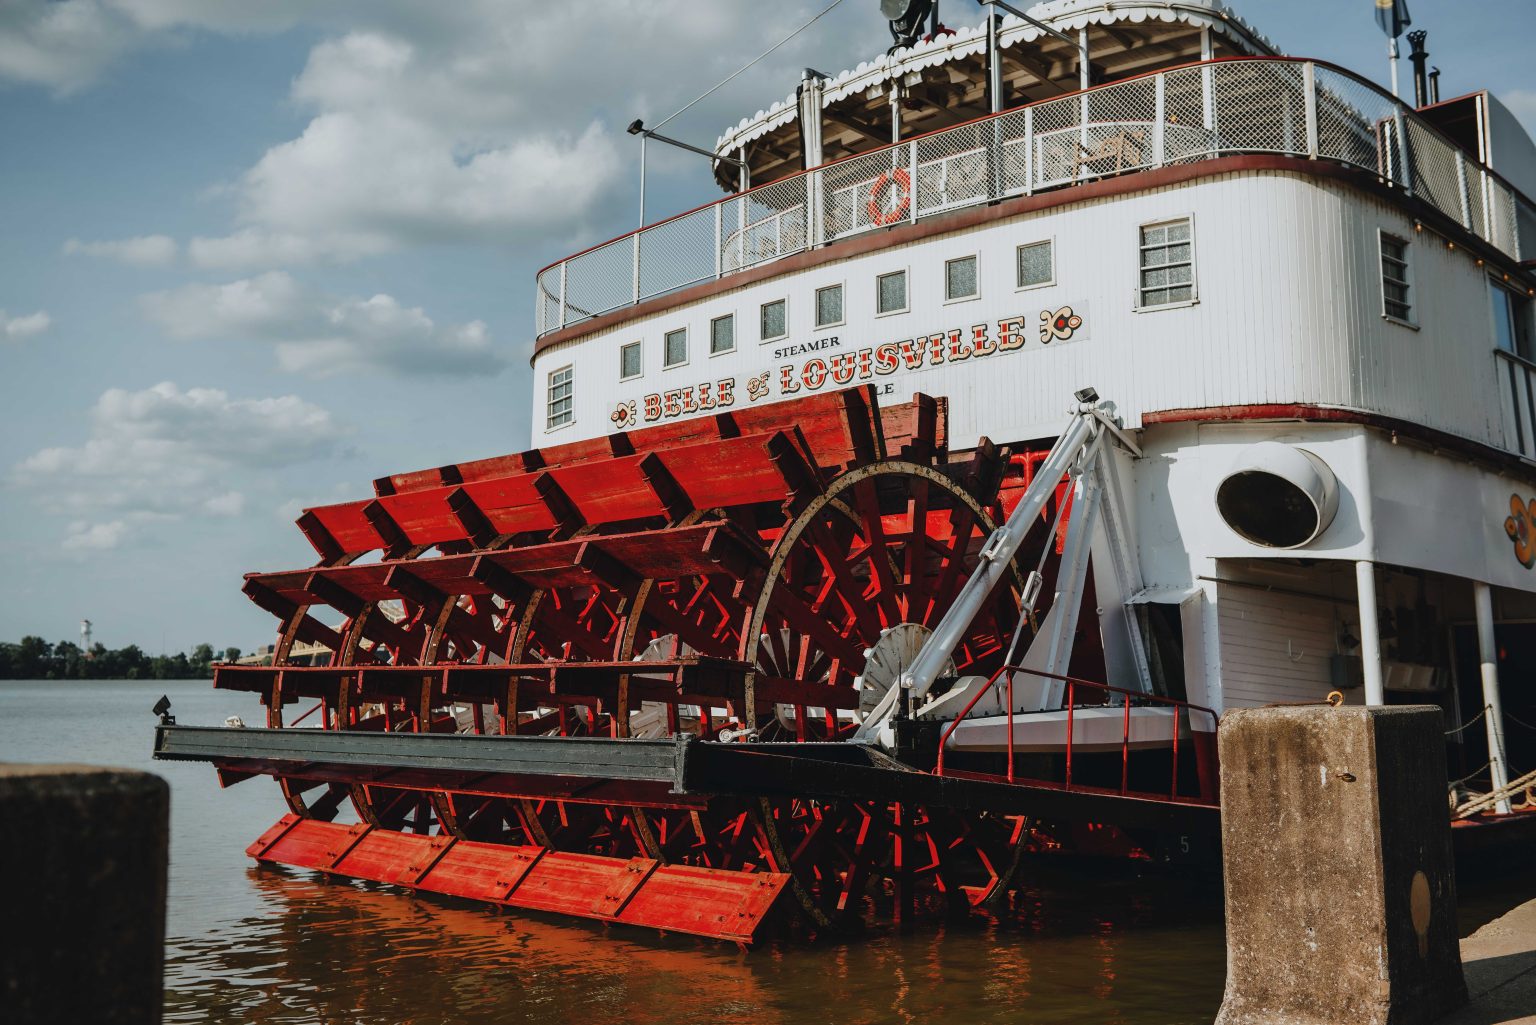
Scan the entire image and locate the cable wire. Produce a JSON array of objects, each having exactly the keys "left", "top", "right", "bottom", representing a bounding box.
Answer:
[{"left": 653, "top": 0, "right": 849, "bottom": 130}]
